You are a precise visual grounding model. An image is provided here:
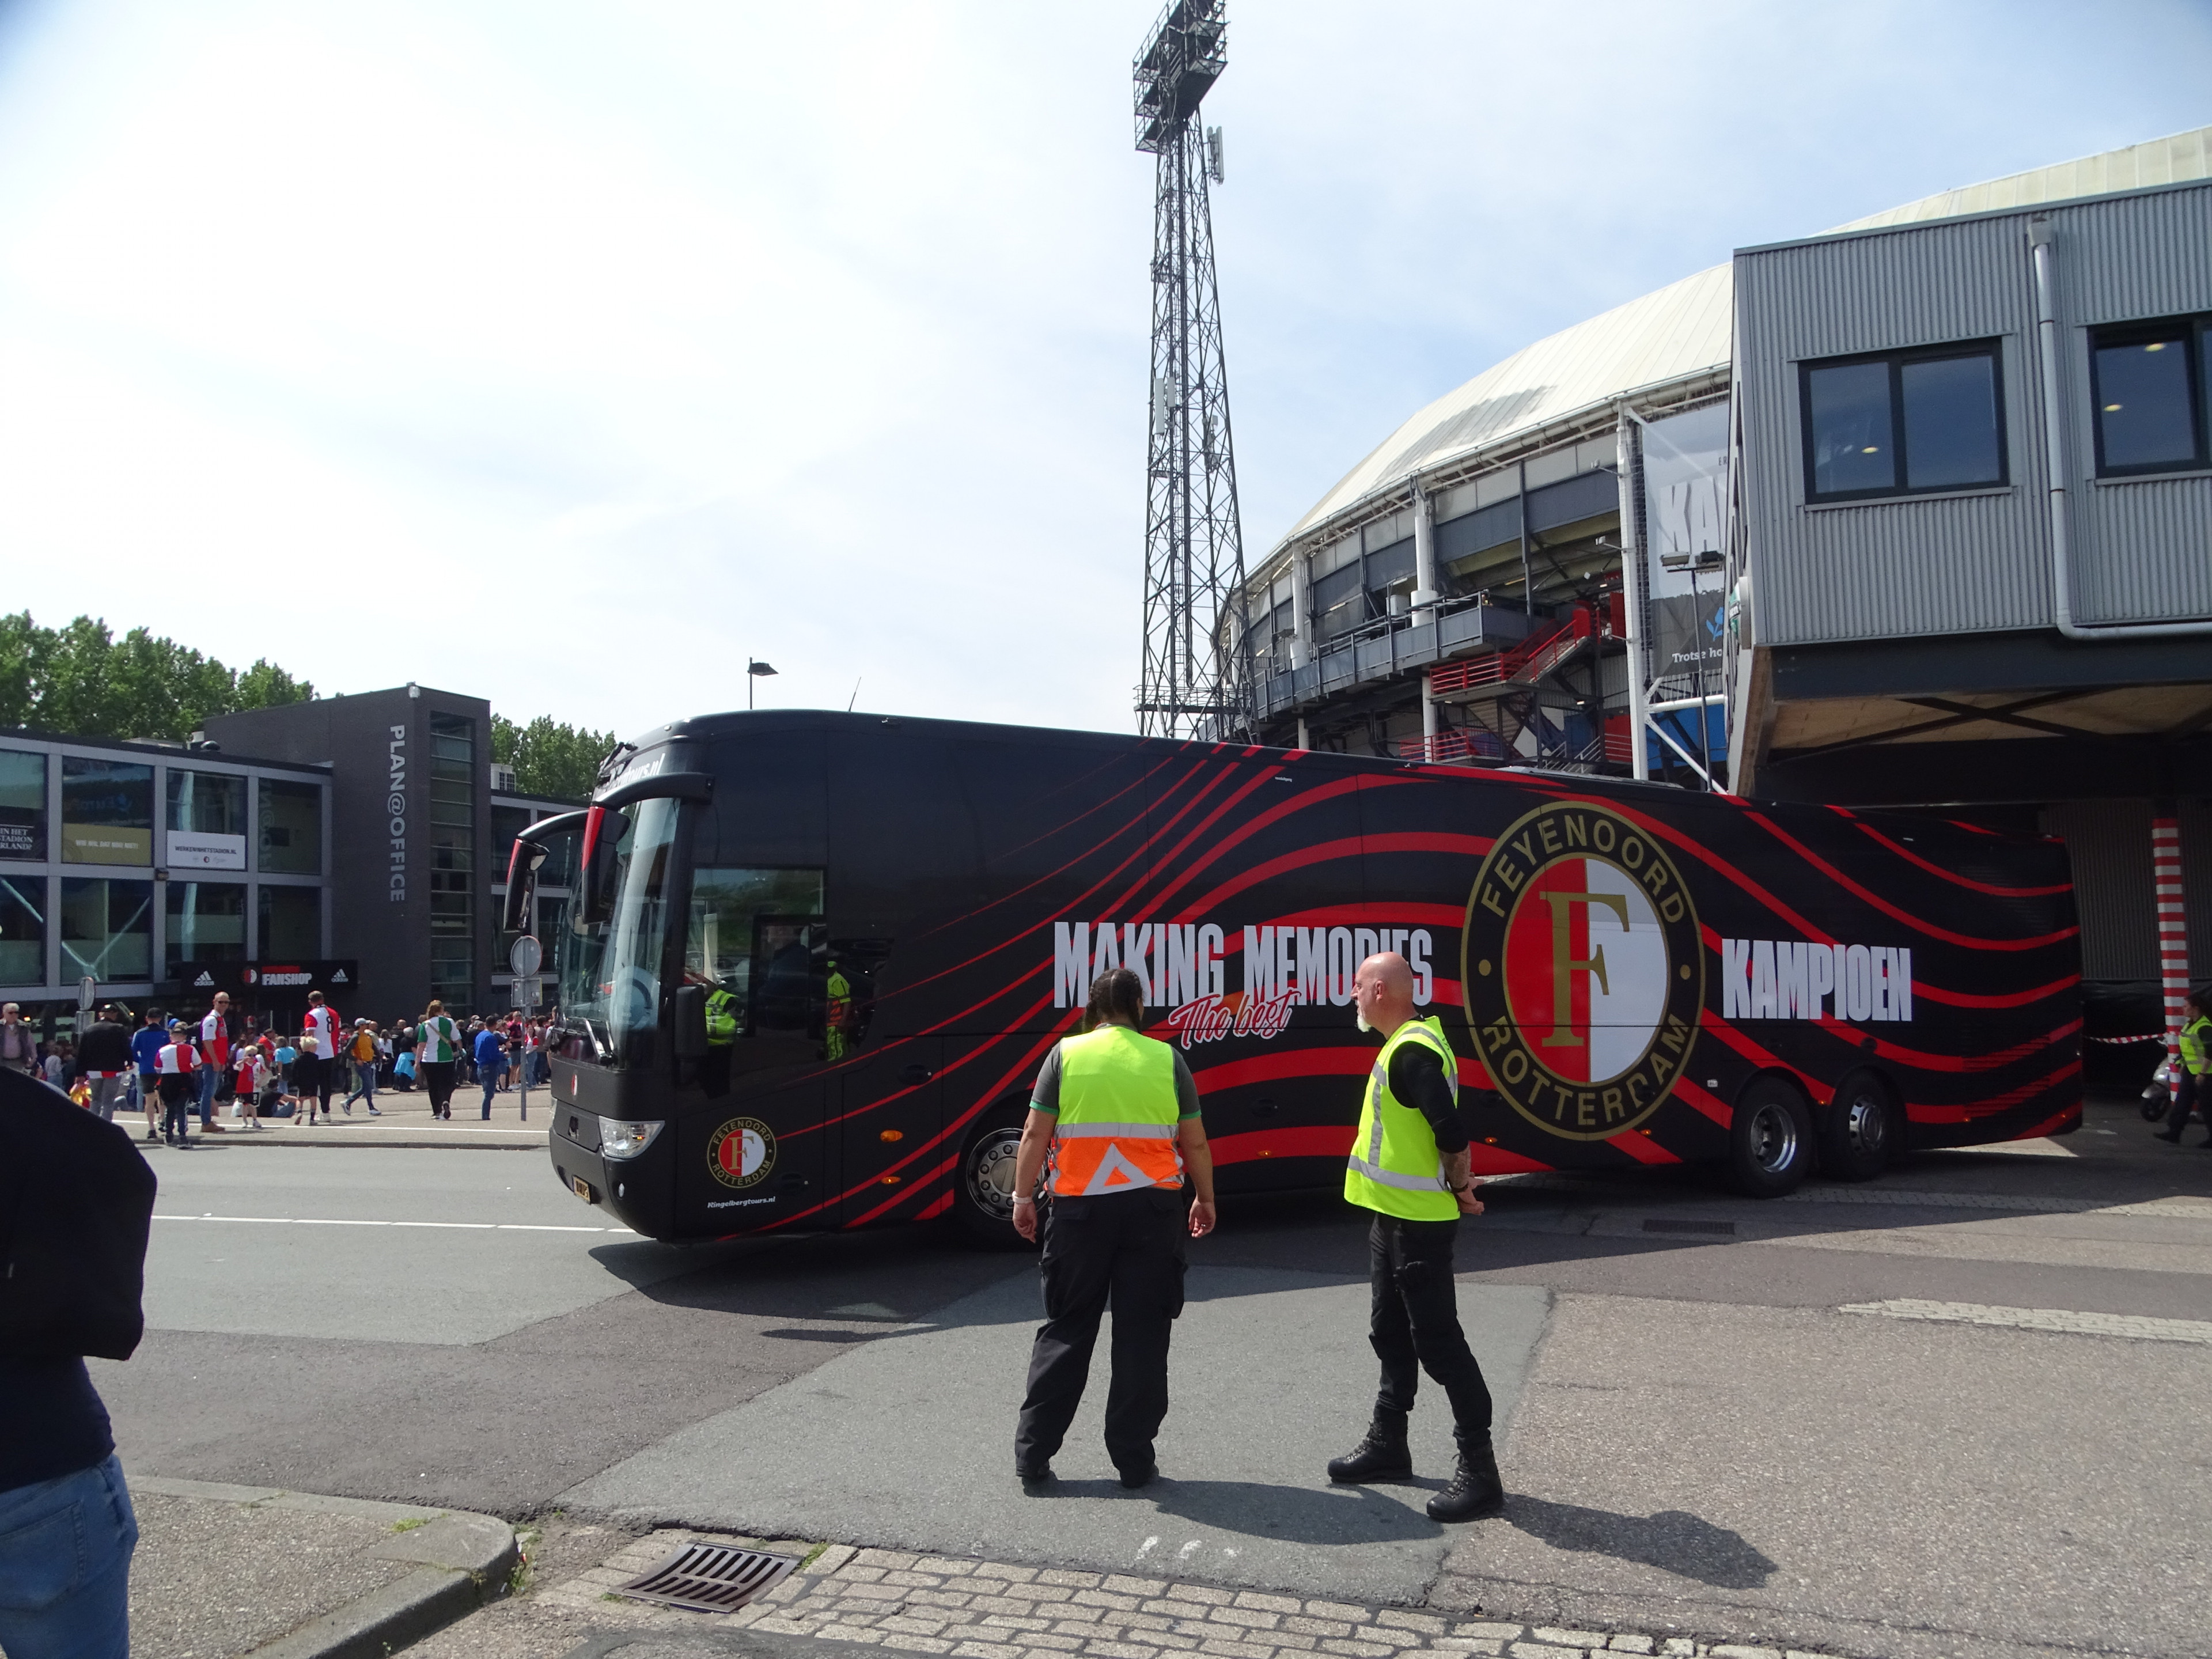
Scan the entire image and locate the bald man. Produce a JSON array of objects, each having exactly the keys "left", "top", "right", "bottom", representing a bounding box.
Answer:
[{"left": 1328, "top": 951, "right": 1504, "bottom": 1522}]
